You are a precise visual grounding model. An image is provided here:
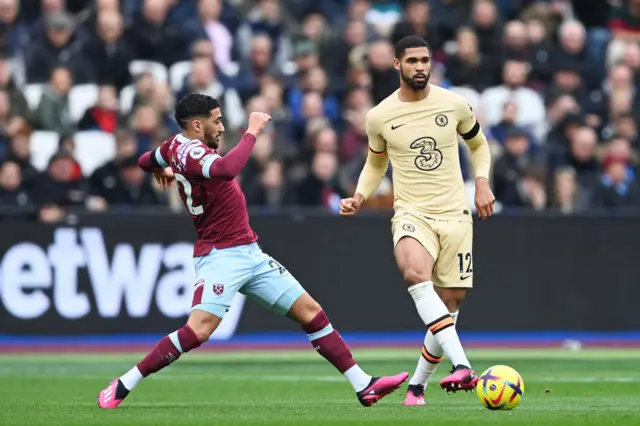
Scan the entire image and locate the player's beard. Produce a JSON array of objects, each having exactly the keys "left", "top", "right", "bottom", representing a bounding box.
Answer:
[
  {"left": 205, "top": 130, "right": 220, "bottom": 149},
  {"left": 401, "top": 67, "right": 430, "bottom": 91}
]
